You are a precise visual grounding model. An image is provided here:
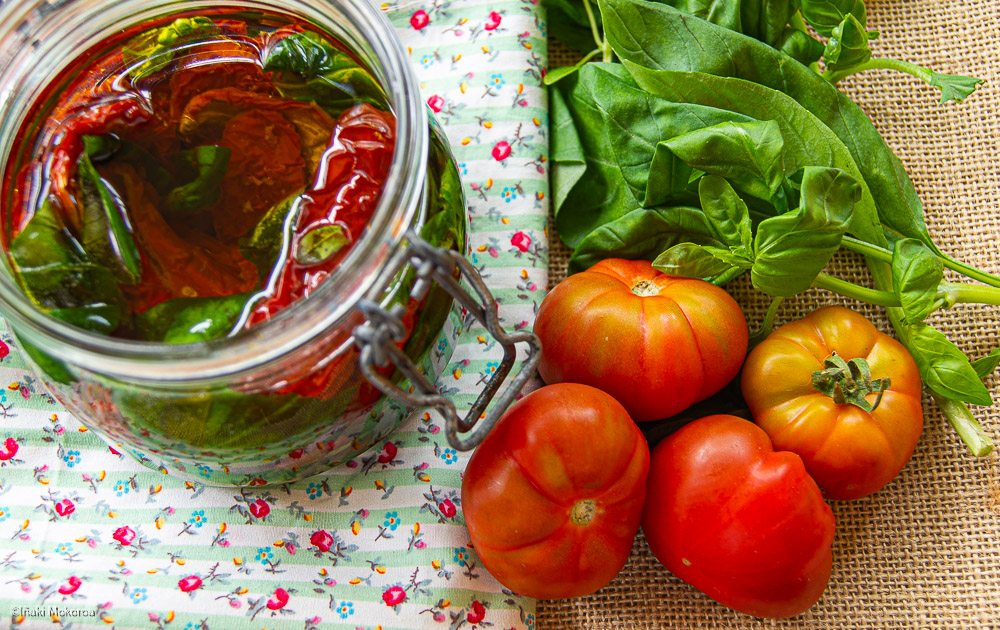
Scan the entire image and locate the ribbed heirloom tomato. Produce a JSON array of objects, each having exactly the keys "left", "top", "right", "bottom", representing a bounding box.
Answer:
[
  {"left": 461, "top": 383, "right": 650, "bottom": 599},
  {"left": 533, "top": 259, "right": 748, "bottom": 422},
  {"left": 643, "top": 415, "right": 836, "bottom": 618},
  {"left": 741, "top": 306, "right": 924, "bottom": 500}
]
